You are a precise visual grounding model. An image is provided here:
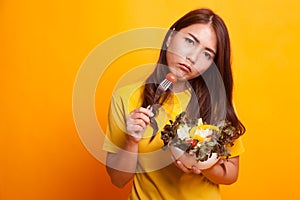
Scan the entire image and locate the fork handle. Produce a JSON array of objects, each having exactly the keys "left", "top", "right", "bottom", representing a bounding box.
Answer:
[{"left": 147, "top": 86, "right": 164, "bottom": 111}]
